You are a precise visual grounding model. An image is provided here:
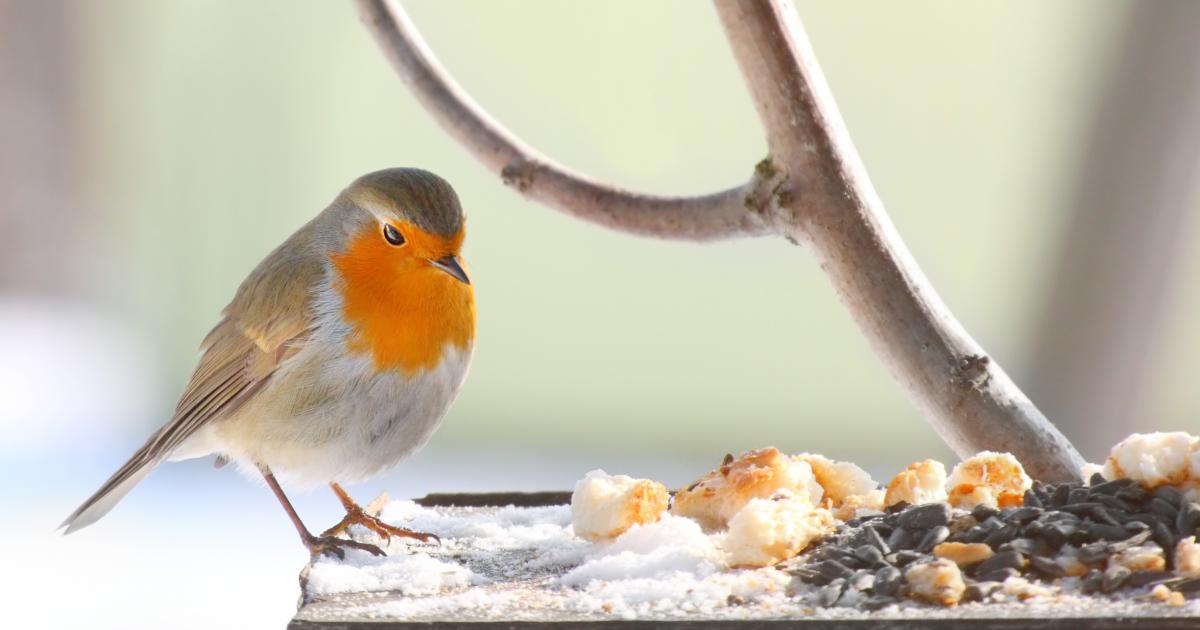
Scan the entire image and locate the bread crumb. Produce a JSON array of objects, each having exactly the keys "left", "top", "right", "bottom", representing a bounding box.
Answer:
[
  {"left": 571, "top": 470, "right": 669, "bottom": 541},
  {"left": 723, "top": 496, "right": 836, "bottom": 568},
  {"left": 672, "top": 448, "right": 823, "bottom": 531},
  {"left": 1107, "top": 544, "right": 1166, "bottom": 573},
  {"left": 932, "top": 542, "right": 993, "bottom": 567},
  {"left": 1102, "top": 432, "right": 1197, "bottom": 487},
  {"left": 1001, "top": 576, "right": 1053, "bottom": 600},
  {"left": 904, "top": 559, "right": 965, "bottom": 606},
  {"left": 795, "top": 453, "right": 880, "bottom": 511},
  {"left": 1174, "top": 536, "right": 1200, "bottom": 578},
  {"left": 946, "top": 451, "right": 1031, "bottom": 509},
  {"left": 885, "top": 459, "right": 948, "bottom": 507},
  {"left": 1151, "top": 584, "right": 1186, "bottom": 607},
  {"left": 832, "top": 489, "right": 886, "bottom": 521}
]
